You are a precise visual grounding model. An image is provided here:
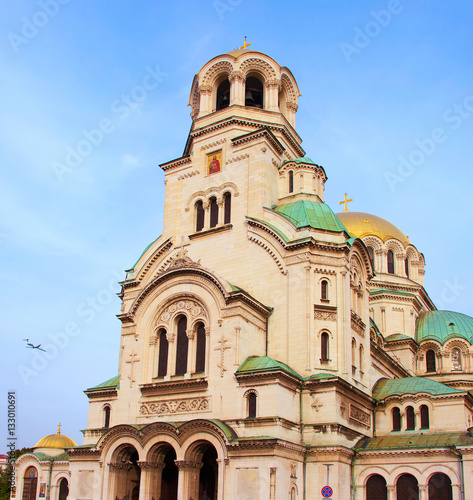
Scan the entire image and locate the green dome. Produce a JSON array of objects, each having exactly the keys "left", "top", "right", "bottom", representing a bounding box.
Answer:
[
  {"left": 273, "top": 200, "right": 347, "bottom": 233},
  {"left": 416, "top": 311, "right": 473, "bottom": 345}
]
